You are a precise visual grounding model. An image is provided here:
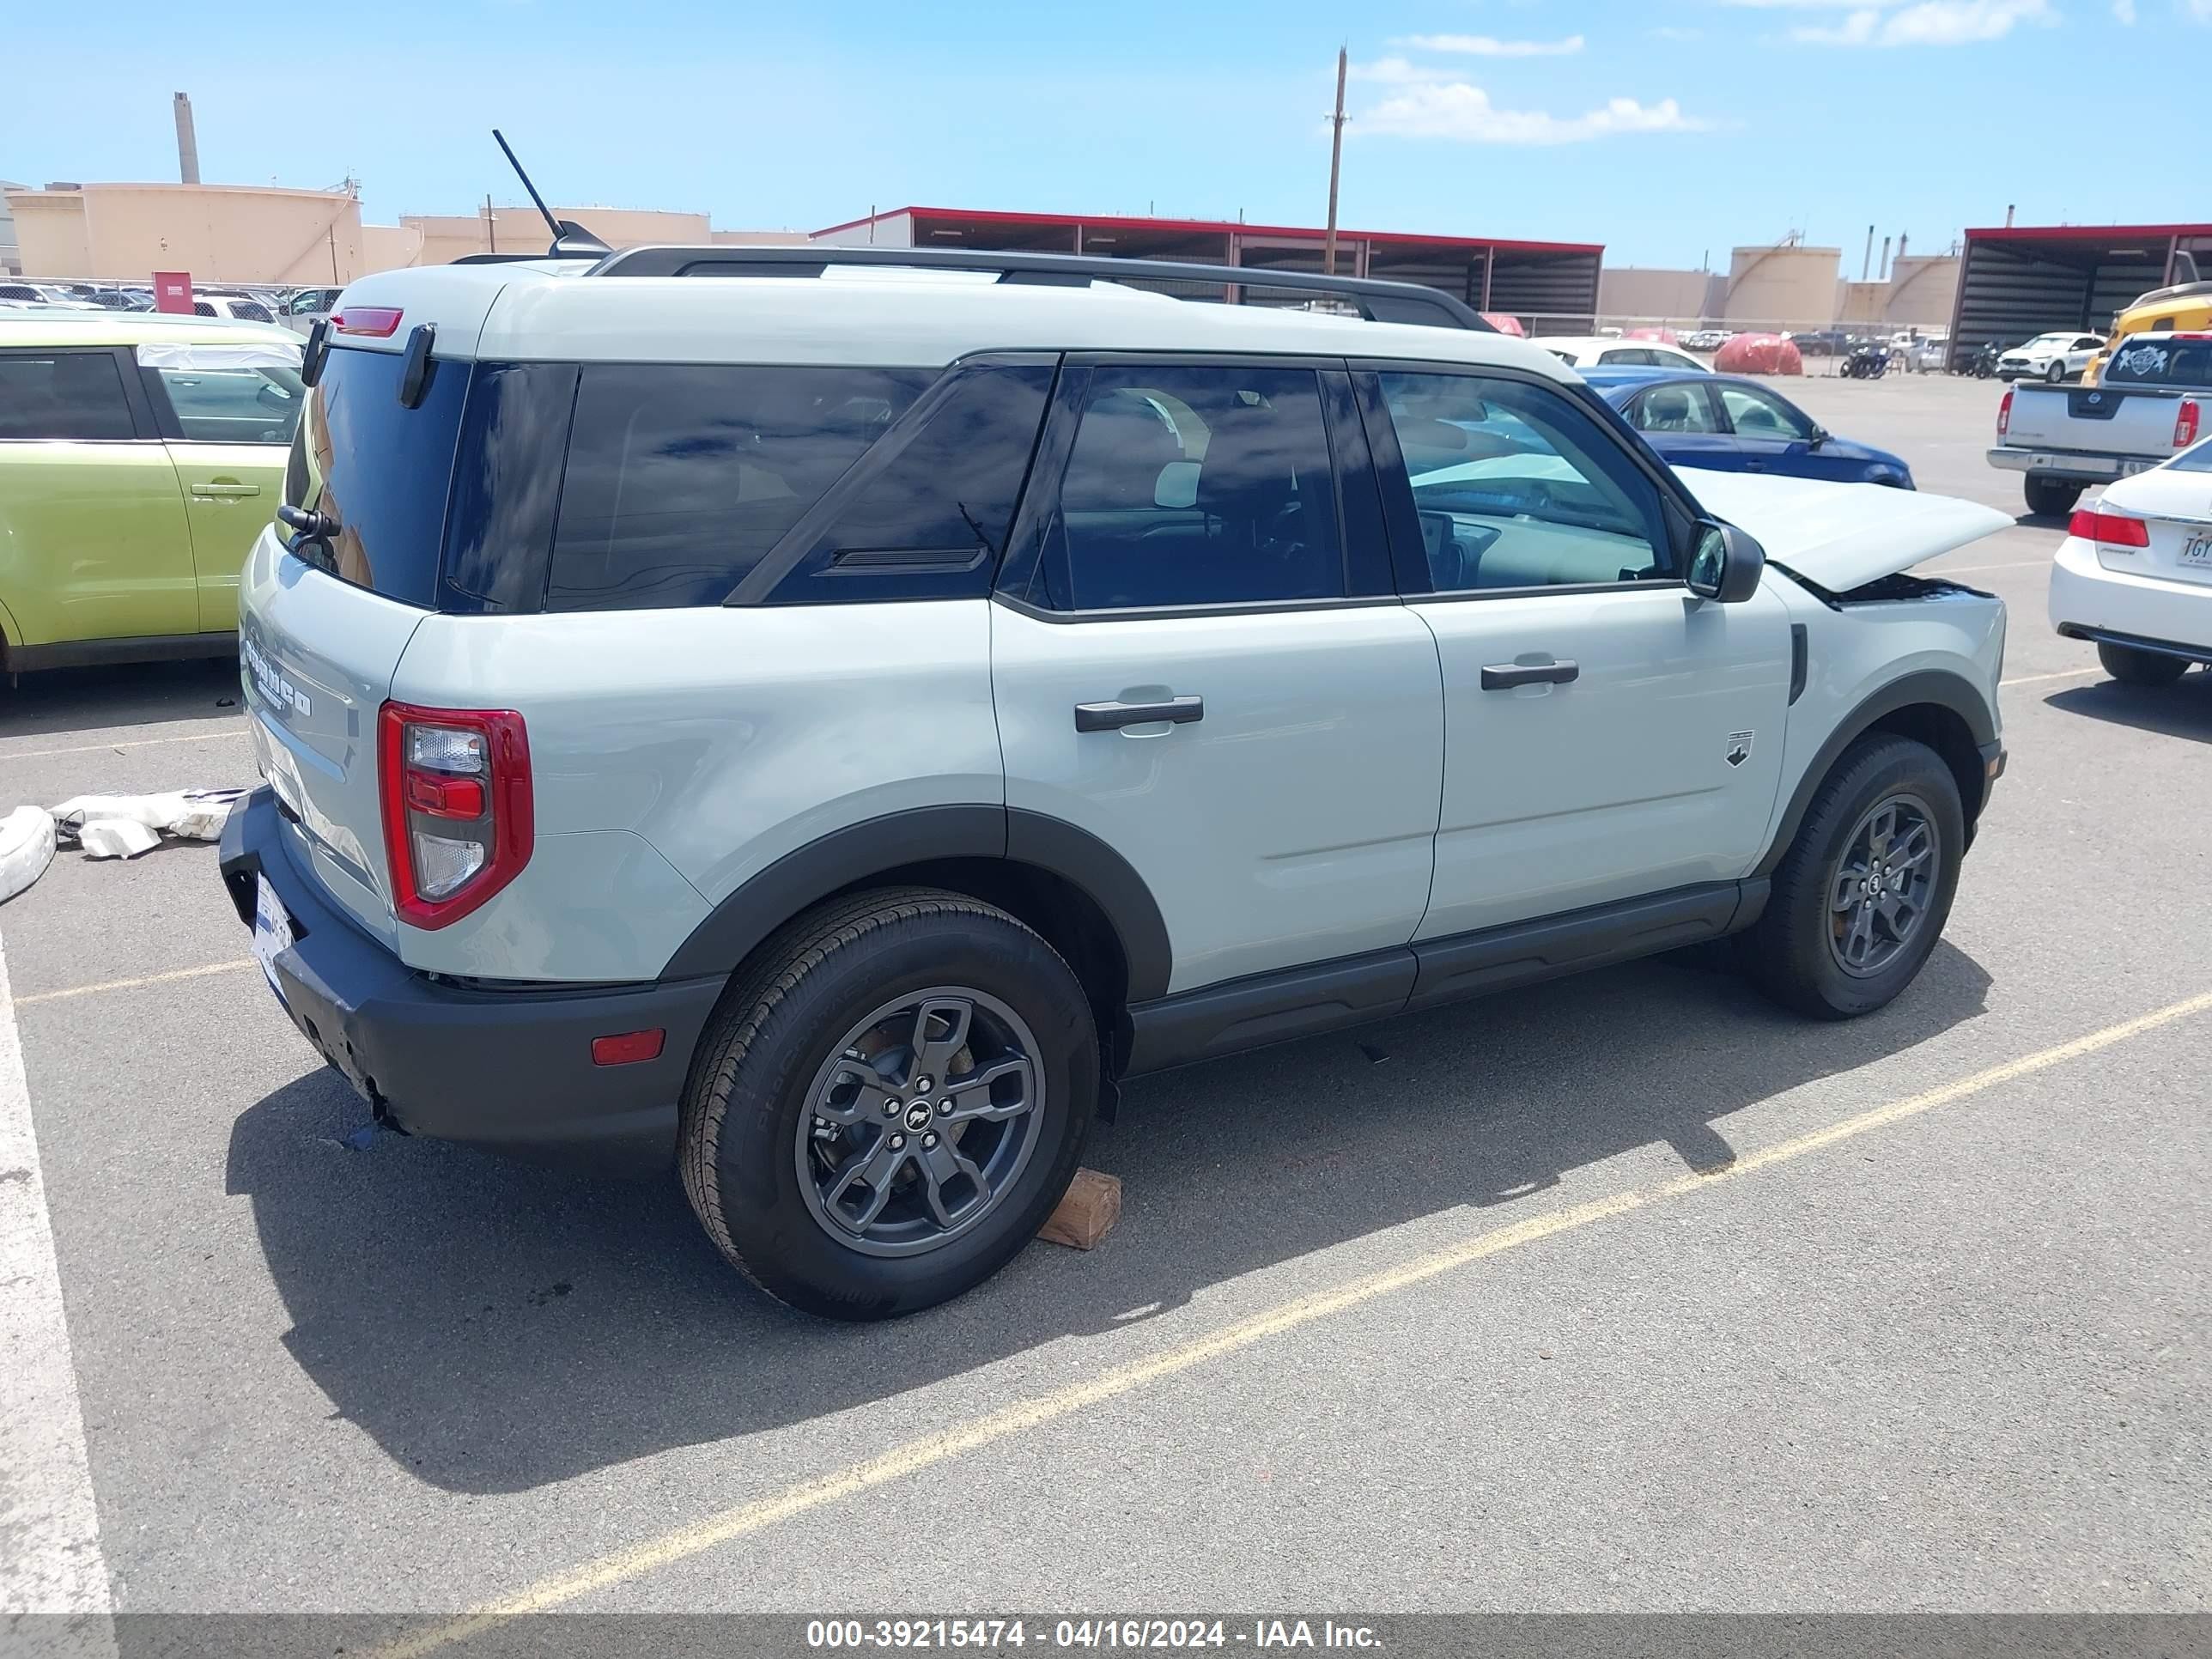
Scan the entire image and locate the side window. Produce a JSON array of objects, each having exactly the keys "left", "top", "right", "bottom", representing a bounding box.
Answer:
[
  {"left": 0, "top": 350, "right": 137, "bottom": 442},
  {"left": 546, "top": 363, "right": 932, "bottom": 611},
  {"left": 154, "top": 366, "right": 305, "bottom": 444},
  {"left": 1376, "top": 370, "right": 1670, "bottom": 592},
  {"left": 1040, "top": 365, "right": 1344, "bottom": 611},
  {"left": 1653, "top": 349, "right": 1706, "bottom": 373},
  {"left": 192, "top": 302, "right": 216, "bottom": 318},
  {"left": 1598, "top": 348, "right": 1653, "bottom": 367},
  {"left": 1717, "top": 386, "right": 1811, "bottom": 441},
  {"left": 231, "top": 301, "right": 275, "bottom": 325},
  {"left": 766, "top": 362, "right": 1054, "bottom": 604},
  {"left": 1630, "top": 383, "right": 1720, "bottom": 434}
]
